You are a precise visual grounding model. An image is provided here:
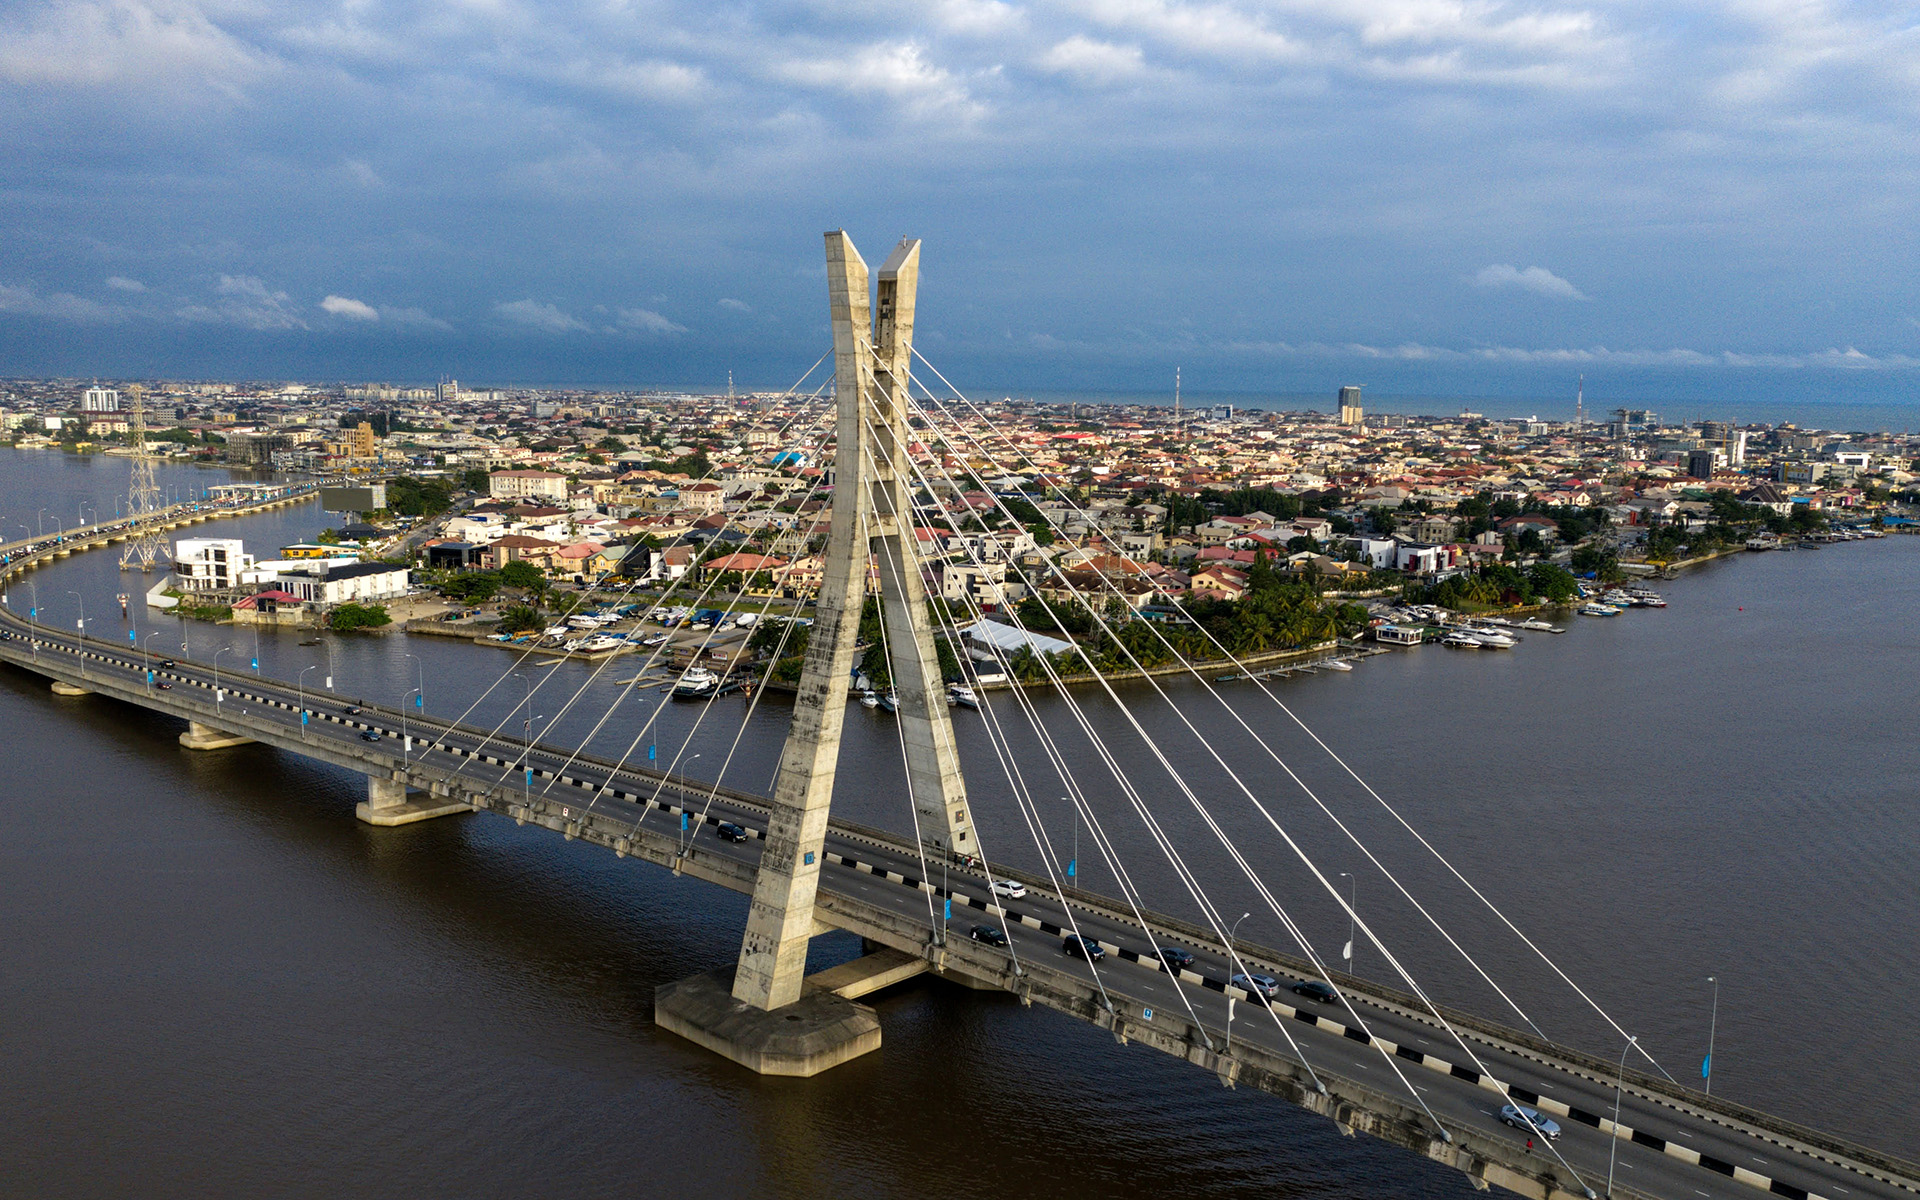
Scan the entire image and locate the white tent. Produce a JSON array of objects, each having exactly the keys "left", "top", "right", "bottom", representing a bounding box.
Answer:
[{"left": 957, "top": 618, "right": 1075, "bottom": 658}]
